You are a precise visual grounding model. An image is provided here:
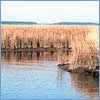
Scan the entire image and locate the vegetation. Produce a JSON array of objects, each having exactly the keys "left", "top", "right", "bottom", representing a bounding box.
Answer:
[{"left": 1, "top": 25, "right": 98, "bottom": 71}]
